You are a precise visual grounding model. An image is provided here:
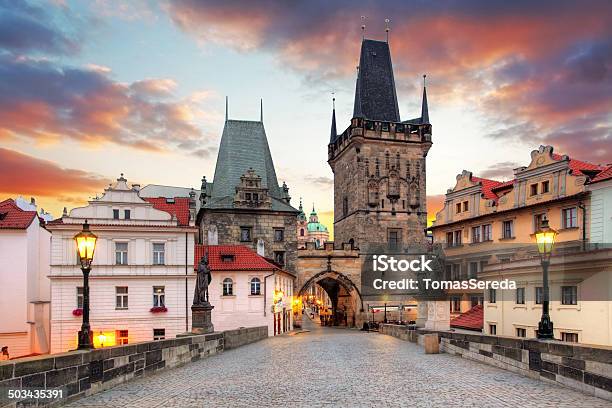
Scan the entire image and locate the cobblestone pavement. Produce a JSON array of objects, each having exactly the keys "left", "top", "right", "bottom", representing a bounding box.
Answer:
[{"left": 68, "top": 317, "right": 610, "bottom": 408}]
